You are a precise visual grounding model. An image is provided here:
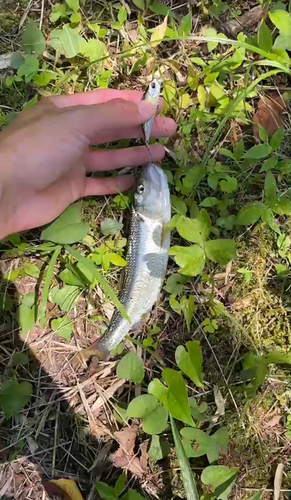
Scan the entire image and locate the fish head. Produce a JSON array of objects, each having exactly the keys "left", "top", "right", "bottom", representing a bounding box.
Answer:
[
  {"left": 134, "top": 163, "right": 170, "bottom": 222},
  {"left": 146, "top": 78, "right": 162, "bottom": 100}
]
